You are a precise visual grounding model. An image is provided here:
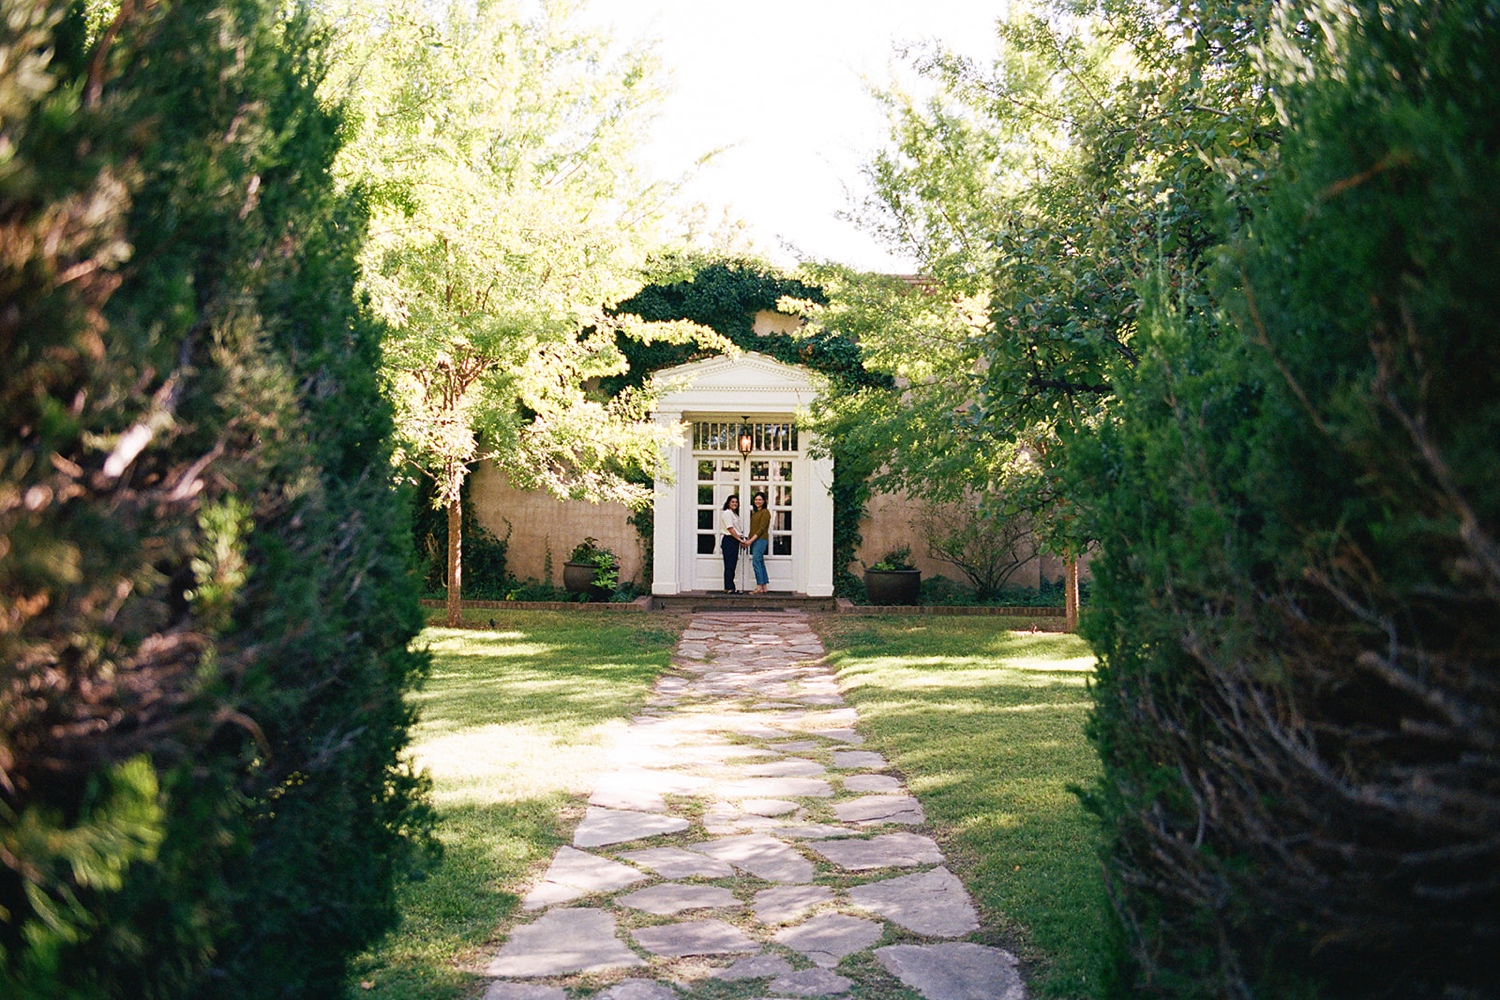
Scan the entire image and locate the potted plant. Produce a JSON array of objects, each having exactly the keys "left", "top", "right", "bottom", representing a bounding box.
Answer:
[
  {"left": 864, "top": 546, "right": 921, "bottom": 605},
  {"left": 564, "top": 537, "right": 618, "bottom": 601}
]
